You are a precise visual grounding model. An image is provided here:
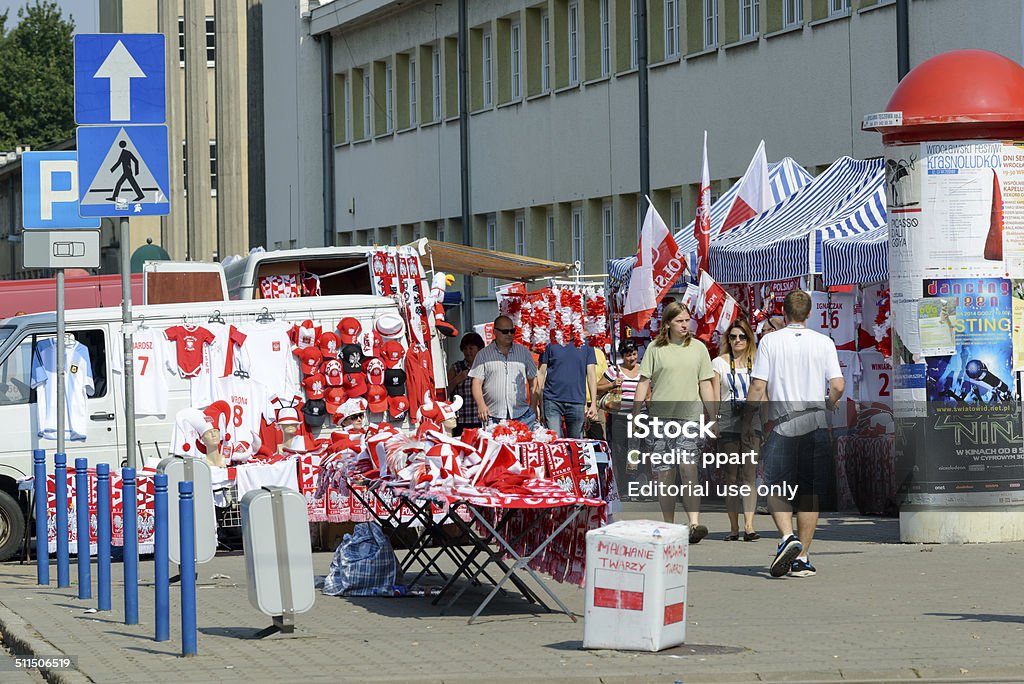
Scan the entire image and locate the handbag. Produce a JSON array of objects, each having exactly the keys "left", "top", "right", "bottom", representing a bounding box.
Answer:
[{"left": 598, "top": 386, "right": 623, "bottom": 412}]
